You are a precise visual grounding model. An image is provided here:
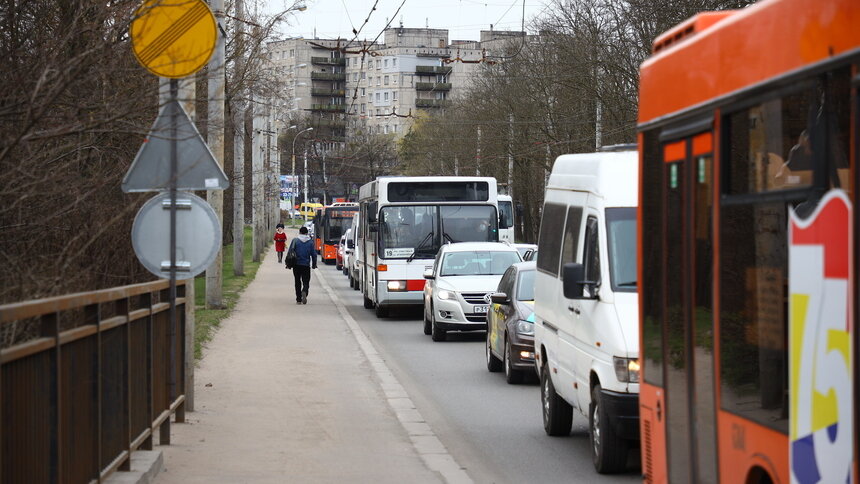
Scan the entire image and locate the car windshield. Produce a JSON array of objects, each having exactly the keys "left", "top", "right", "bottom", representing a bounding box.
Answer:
[
  {"left": 440, "top": 205, "right": 498, "bottom": 243},
  {"left": 516, "top": 269, "right": 535, "bottom": 301},
  {"left": 605, "top": 207, "right": 637, "bottom": 291},
  {"left": 380, "top": 205, "right": 439, "bottom": 259},
  {"left": 440, "top": 250, "right": 520, "bottom": 276}
]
